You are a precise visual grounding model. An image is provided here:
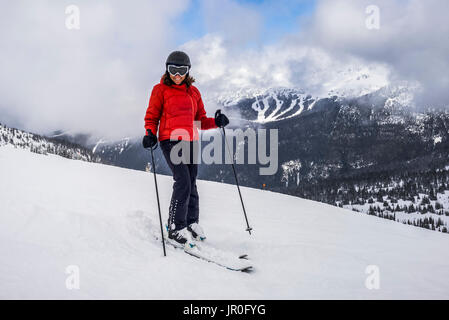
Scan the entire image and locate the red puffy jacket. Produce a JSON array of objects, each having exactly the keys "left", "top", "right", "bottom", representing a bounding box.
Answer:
[{"left": 144, "top": 78, "right": 217, "bottom": 141}]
